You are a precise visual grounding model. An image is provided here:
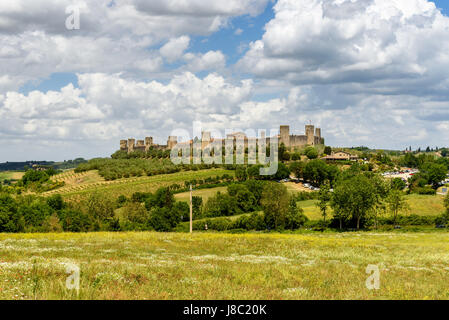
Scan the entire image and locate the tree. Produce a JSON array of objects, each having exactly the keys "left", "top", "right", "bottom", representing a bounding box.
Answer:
[
  {"left": 401, "top": 152, "right": 419, "bottom": 168},
  {"left": 282, "top": 151, "right": 291, "bottom": 161},
  {"left": 371, "top": 175, "right": 391, "bottom": 229},
  {"left": 235, "top": 166, "right": 248, "bottom": 182},
  {"left": 152, "top": 187, "right": 175, "bottom": 208},
  {"left": 227, "top": 184, "right": 257, "bottom": 212},
  {"left": 391, "top": 178, "right": 406, "bottom": 190},
  {"left": 303, "top": 160, "right": 329, "bottom": 186},
  {"left": 243, "top": 180, "right": 266, "bottom": 206},
  {"left": 291, "top": 152, "right": 301, "bottom": 161},
  {"left": 324, "top": 146, "right": 332, "bottom": 156},
  {"left": 316, "top": 183, "right": 331, "bottom": 223},
  {"left": 285, "top": 197, "right": 308, "bottom": 230},
  {"left": 425, "top": 163, "right": 447, "bottom": 188},
  {"left": 385, "top": 189, "right": 410, "bottom": 227},
  {"left": 331, "top": 175, "right": 377, "bottom": 229},
  {"left": 305, "top": 146, "right": 318, "bottom": 160},
  {"left": 261, "top": 182, "right": 290, "bottom": 230},
  {"left": 46, "top": 194, "right": 64, "bottom": 211},
  {"left": 279, "top": 143, "right": 287, "bottom": 163},
  {"left": 274, "top": 162, "right": 291, "bottom": 180},
  {"left": 444, "top": 192, "right": 449, "bottom": 213},
  {"left": 204, "top": 192, "right": 239, "bottom": 217},
  {"left": 86, "top": 192, "right": 115, "bottom": 230},
  {"left": 289, "top": 161, "right": 305, "bottom": 180},
  {"left": 121, "top": 202, "right": 150, "bottom": 230}
]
